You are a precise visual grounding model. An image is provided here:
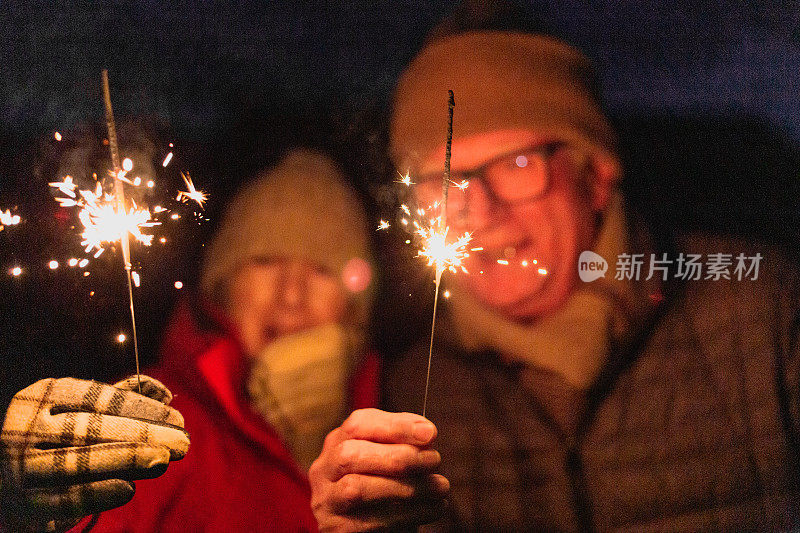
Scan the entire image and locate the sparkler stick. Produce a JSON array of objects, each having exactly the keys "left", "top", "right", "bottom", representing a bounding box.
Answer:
[
  {"left": 422, "top": 90, "right": 455, "bottom": 418},
  {"left": 102, "top": 69, "right": 141, "bottom": 393}
]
